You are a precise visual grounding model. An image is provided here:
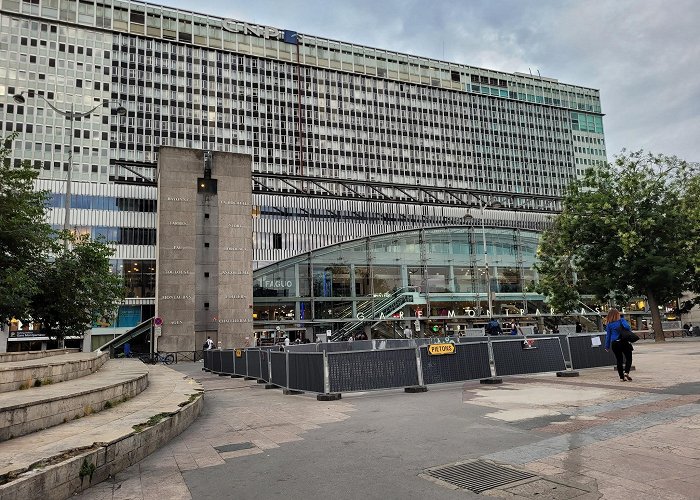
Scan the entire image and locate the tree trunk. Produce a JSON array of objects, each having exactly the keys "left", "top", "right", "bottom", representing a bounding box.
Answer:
[{"left": 646, "top": 290, "right": 666, "bottom": 343}]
